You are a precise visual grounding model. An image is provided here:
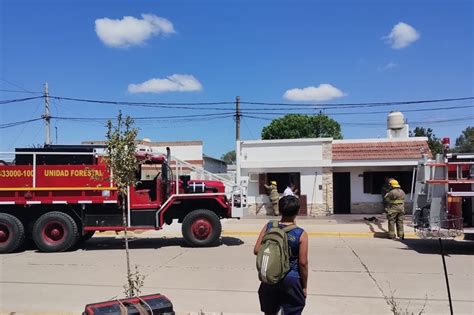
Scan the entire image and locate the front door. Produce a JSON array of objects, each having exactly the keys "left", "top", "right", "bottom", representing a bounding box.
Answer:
[{"left": 333, "top": 172, "right": 351, "bottom": 214}]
